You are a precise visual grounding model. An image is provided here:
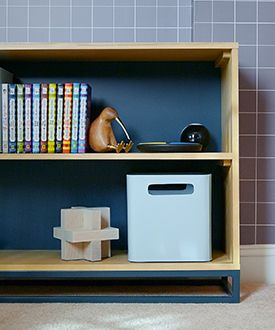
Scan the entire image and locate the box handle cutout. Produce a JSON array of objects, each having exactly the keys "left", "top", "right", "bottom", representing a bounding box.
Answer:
[{"left": 148, "top": 184, "right": 194, "bottom": 195}]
